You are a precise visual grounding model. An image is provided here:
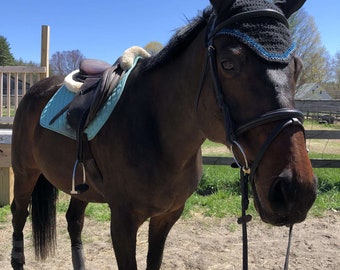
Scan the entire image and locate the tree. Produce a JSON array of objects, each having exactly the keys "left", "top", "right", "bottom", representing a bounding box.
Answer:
[
  {"left": 15, "top": 58, "right": 39, "bottom": 67},
  {"left": 289, "top": 10, "right": 332, "bottom": 85},
  {"left": 335, "top": 51, "right": 340, "bottom": 85},
  {"left": 0, "top": 36, "right": 15, "bottom": 66},
  {"left": 50, "top": 49, "right": 85, "bottom": 76},
  {"left": 144, "top": 42, "right": 163, "bottom": 56}
]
